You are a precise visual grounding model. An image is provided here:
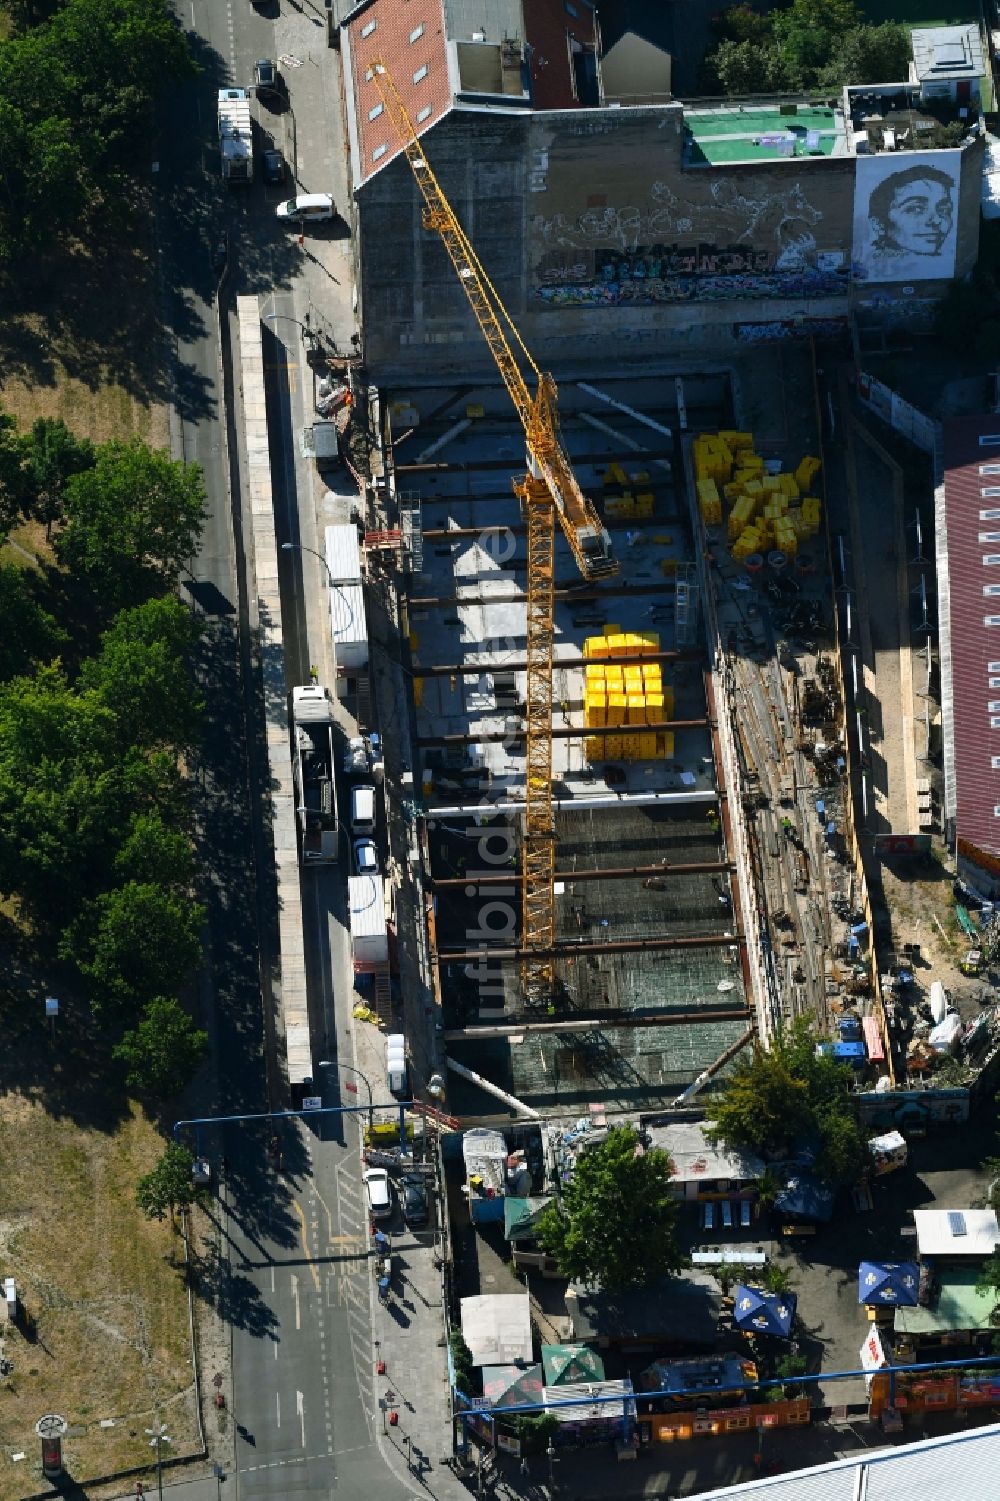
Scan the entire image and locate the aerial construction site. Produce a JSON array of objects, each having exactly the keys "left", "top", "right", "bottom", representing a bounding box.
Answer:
[{"left": 350, "top": 66, "right": 870, "bottom": 1125}]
